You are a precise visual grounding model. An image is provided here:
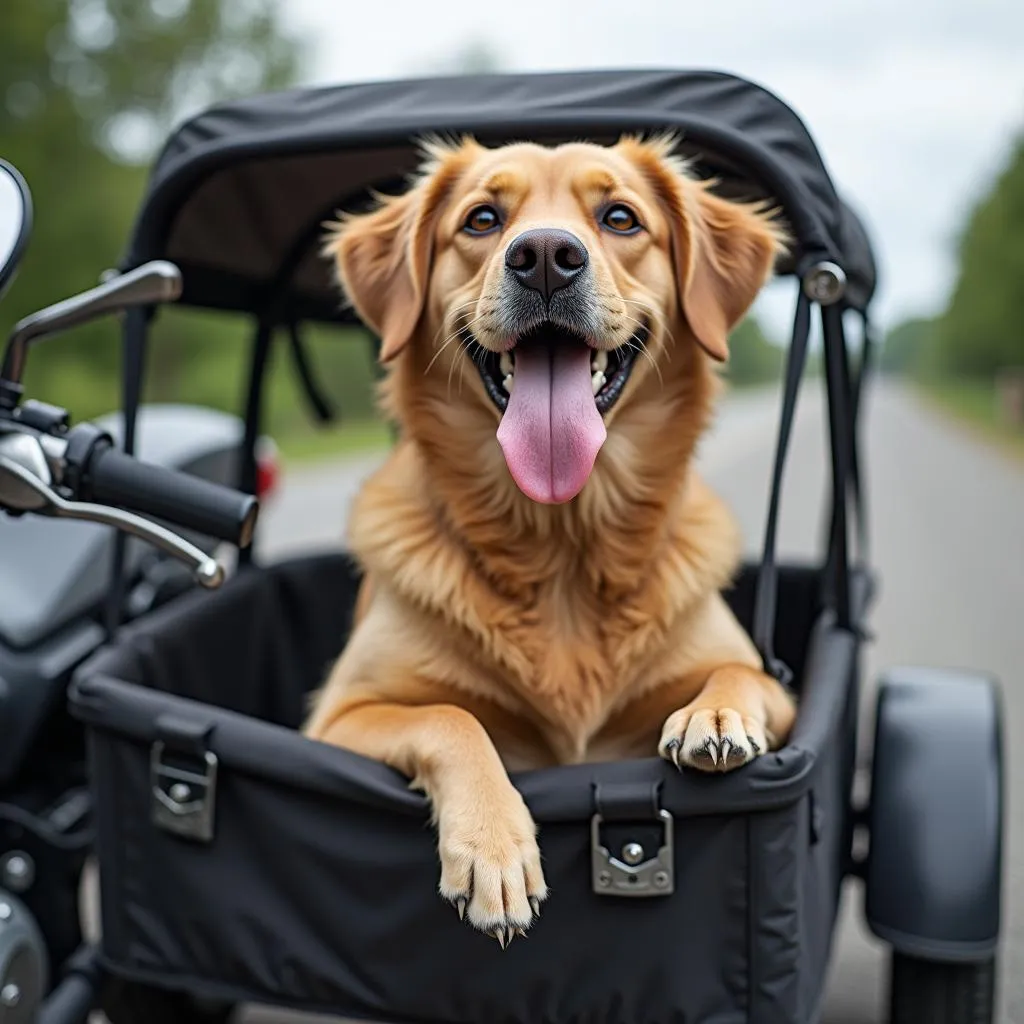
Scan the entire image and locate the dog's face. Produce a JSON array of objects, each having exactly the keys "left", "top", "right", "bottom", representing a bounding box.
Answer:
[{"left": 326, "top": 137, "right": 784, "bottom": 505}]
